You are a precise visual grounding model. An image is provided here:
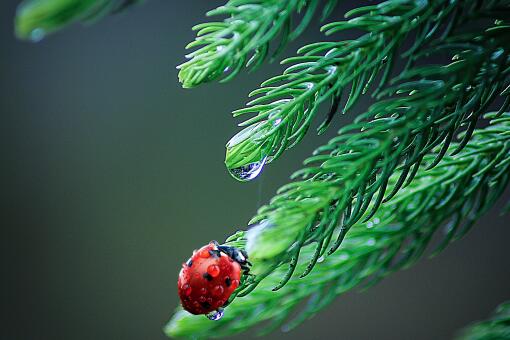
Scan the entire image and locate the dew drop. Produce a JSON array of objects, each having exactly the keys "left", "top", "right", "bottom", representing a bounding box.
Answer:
[
  {"left": 198, "top": 249, "right": 210, "bottom": 258},
  {"left": 182, "top": 284, "right": 192, "bottom": 296},
  {"left": 206, "top": 308, "right": 224, "bottom": 321},
  {"left": 339, "top": 254, "right": 349, "bottom": 261},
  {"left": 317, "top": 255, "right": 325, "bottom": 263},
  {"left": 367, "top": 221, "right": 374, "bottom": 229},
  {"left": 227, "top": 156, "right": 267, "bottom": 182},
  {"left": 212, "top": 285, "right": 224, "bottom": 297},
  {"left": 366, "top": 238, "right": 376, "bottom": 246},
  {"left": 207, "top": 264, "right": 220, "bottom": 278},
  {"left": 373, "top": 217, "right": 380, "bottom": 224},
  {"left": 30, "top": 28, "right": 46, "bottom": 42},
  {"left": 325, "top": 48, "right": 338, "bottom": 57}
]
